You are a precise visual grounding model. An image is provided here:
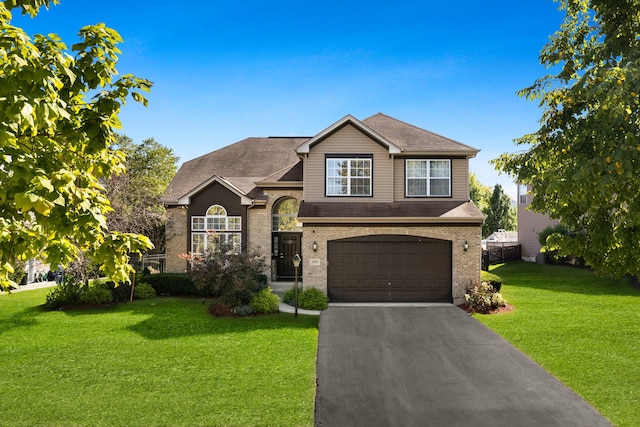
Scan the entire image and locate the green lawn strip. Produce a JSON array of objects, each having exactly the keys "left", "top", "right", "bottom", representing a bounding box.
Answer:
[
  {"left": 475, "top": 262, "right": 640, "bottom": 427},
  {"left": 0, "top": 289, "right": 319, "bottom": 427}
]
